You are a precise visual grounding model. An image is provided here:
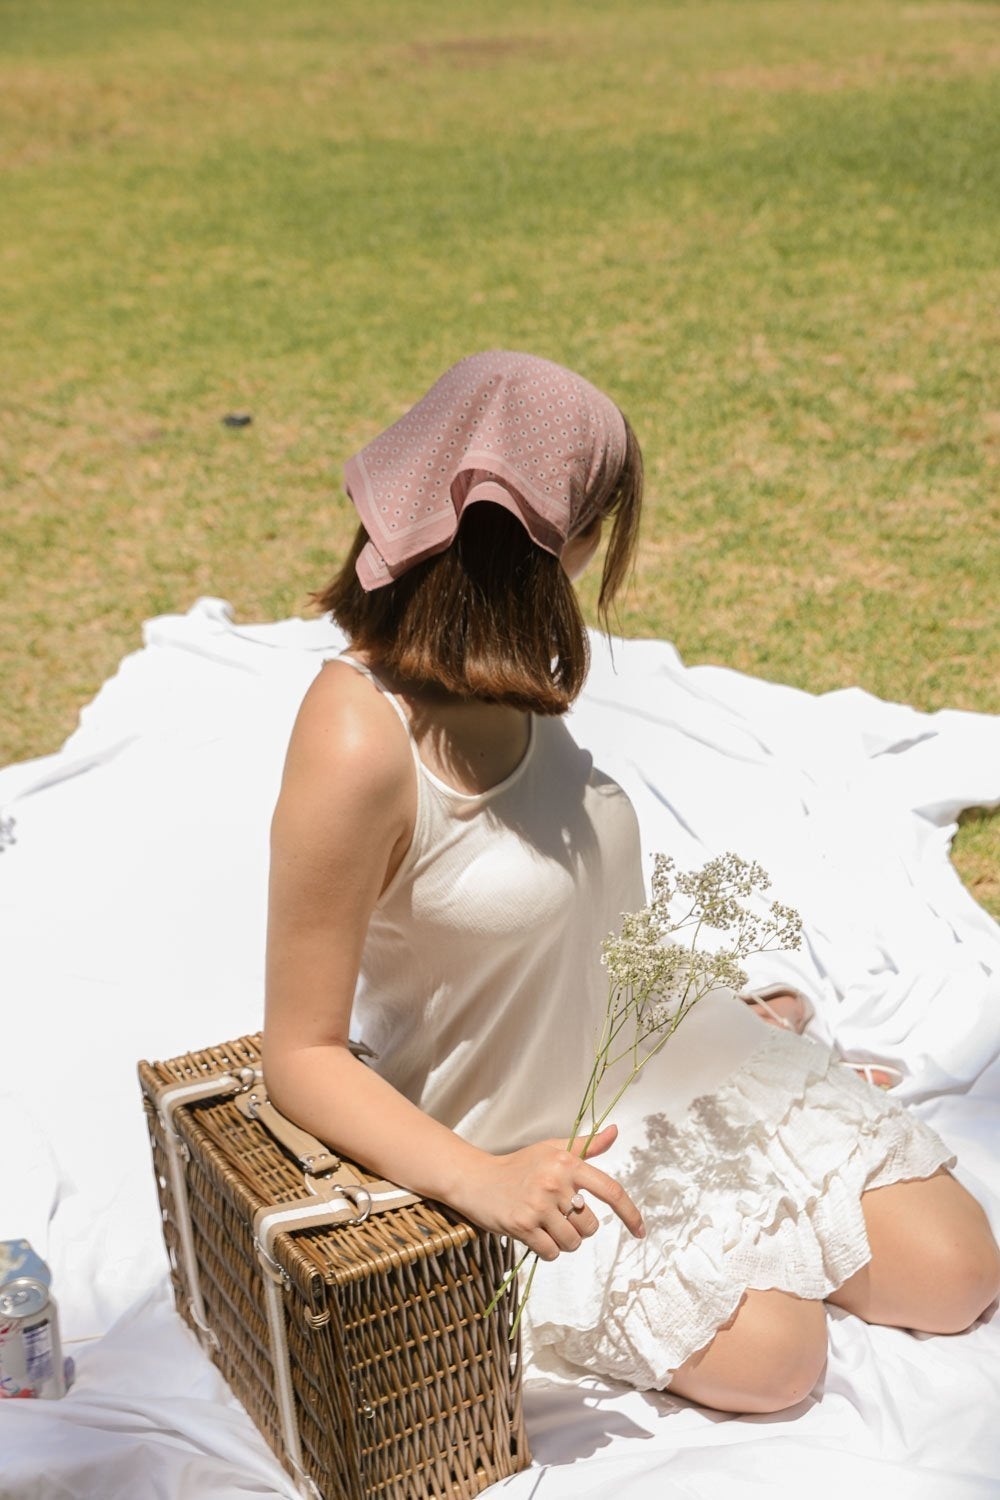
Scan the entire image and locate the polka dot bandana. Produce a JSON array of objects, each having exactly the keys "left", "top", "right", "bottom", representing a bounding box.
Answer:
[{"left": 344, "top": 351, "right": 628, "bottom": 590}]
